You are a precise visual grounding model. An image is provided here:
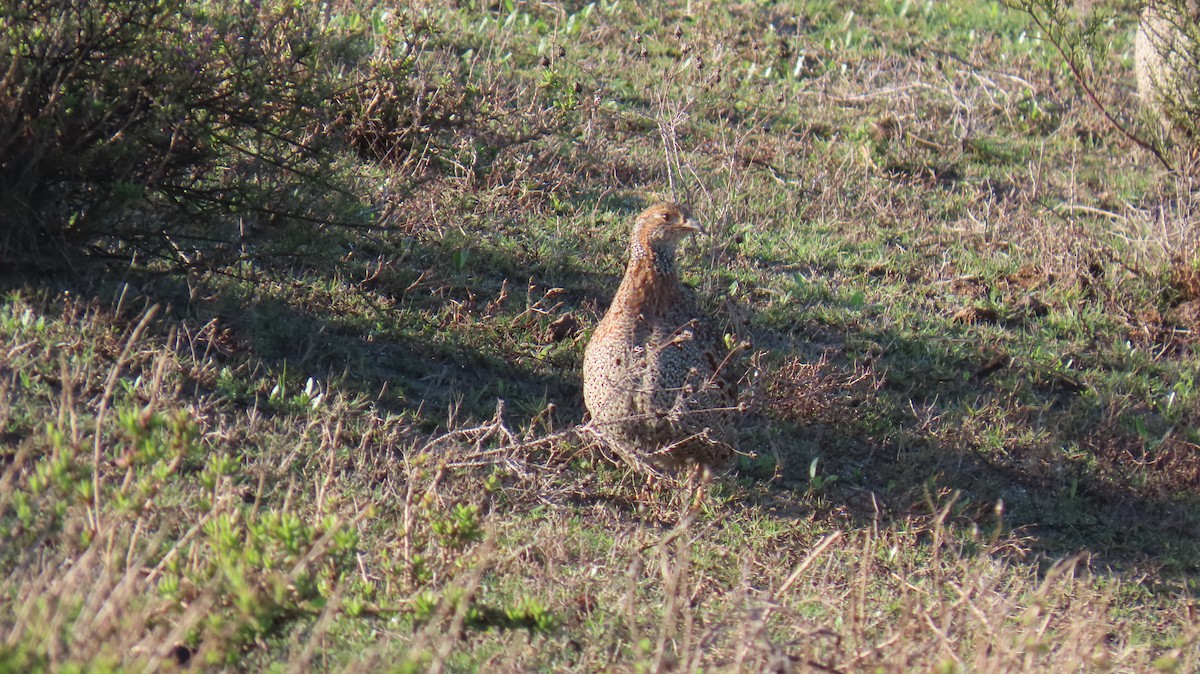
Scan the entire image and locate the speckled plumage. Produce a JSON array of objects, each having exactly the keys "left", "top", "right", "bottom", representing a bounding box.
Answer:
[{"left": 582, "top": 203, "right": 738, "bottom": 471}]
